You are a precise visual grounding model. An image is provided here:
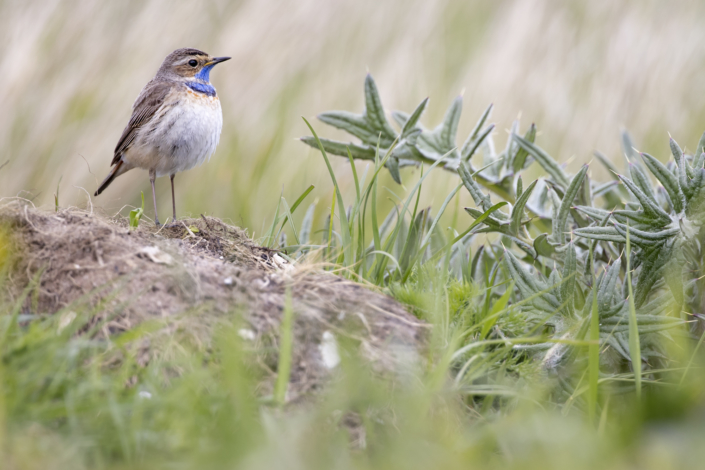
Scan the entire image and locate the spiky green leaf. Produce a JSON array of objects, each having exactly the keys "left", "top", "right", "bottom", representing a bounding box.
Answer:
[
  {"left": 641, "top": 152, "right": 684, "bottom": 213},
  {"left": 400, "top": 98, "right": 429, "bottom": 140},
  {"left": 618, "top": 175, "right": 671, "bottom": 224},
  {"left": 612, "top": 223, "right": 678, "bottom": 248},
  {"left": 512, "top": 135, "right": 570, "bottom": 188},
  {"left": 364, "top": 74, "right": 397, "bottom": 143},
  {"left": 461, "top": 124, "right": 495, "bottom": 162},
  {"left": 552, "top": 165, "right": 588, "bottom": 244},
  {"left": 512, "top": 124, "right": 537, "bottom": 173},
  {"left": 628, "top": 162, "right": 656, "bottom": 202},
  {"left": 510, "top": 179, "right": 538, "bottom": 236},
  {"left": 300, "top": 136, "right": 375, "bottom": 160},
  {"left": 460, "top": 103, "right": 493, "bottom": 156},
  {"left": 459, "top": 162, "right": 492, "bottom": 211},
  {"left": 573, "top": 226, "right": 624, "bottom": 244}
]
